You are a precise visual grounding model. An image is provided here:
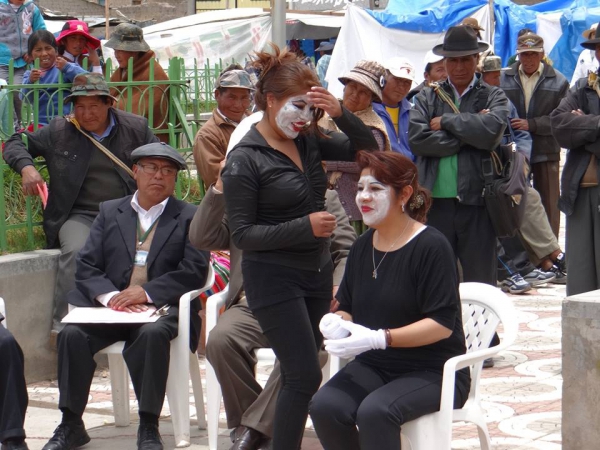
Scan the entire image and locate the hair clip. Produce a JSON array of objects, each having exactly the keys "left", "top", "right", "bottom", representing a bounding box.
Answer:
[{"left": 409, "top": 193, "right": 425, "bottom": 210}]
